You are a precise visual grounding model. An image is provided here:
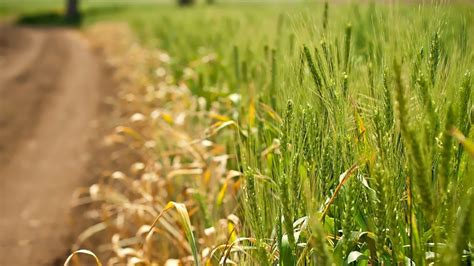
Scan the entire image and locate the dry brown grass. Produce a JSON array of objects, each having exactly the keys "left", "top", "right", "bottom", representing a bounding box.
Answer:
[{"left": 67, "top": 23, "right": 242, "bottom": 265}]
